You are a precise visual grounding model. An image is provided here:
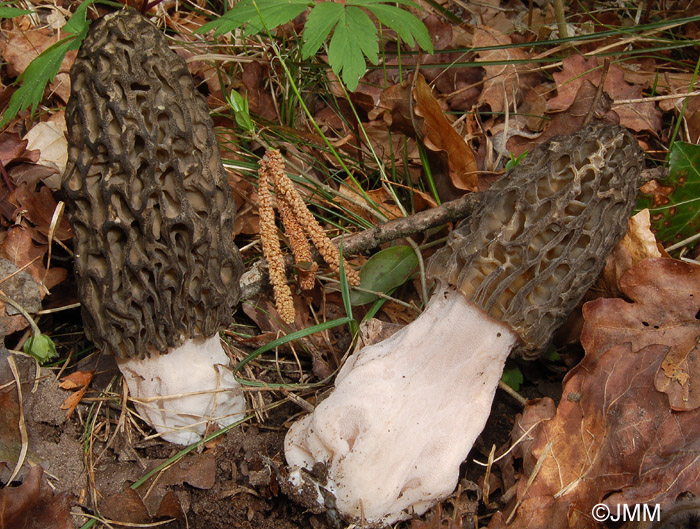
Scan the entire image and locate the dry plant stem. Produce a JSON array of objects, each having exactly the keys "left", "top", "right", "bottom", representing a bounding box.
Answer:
[
  {"left": 337, "top": 191, "right": 481, "bottom": 254},
  {"left": 553, "top": 0, "right": 568, "bottom": 39},
  {"left": 258, "top": 155, "right": 296, "bottom": 324}
]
